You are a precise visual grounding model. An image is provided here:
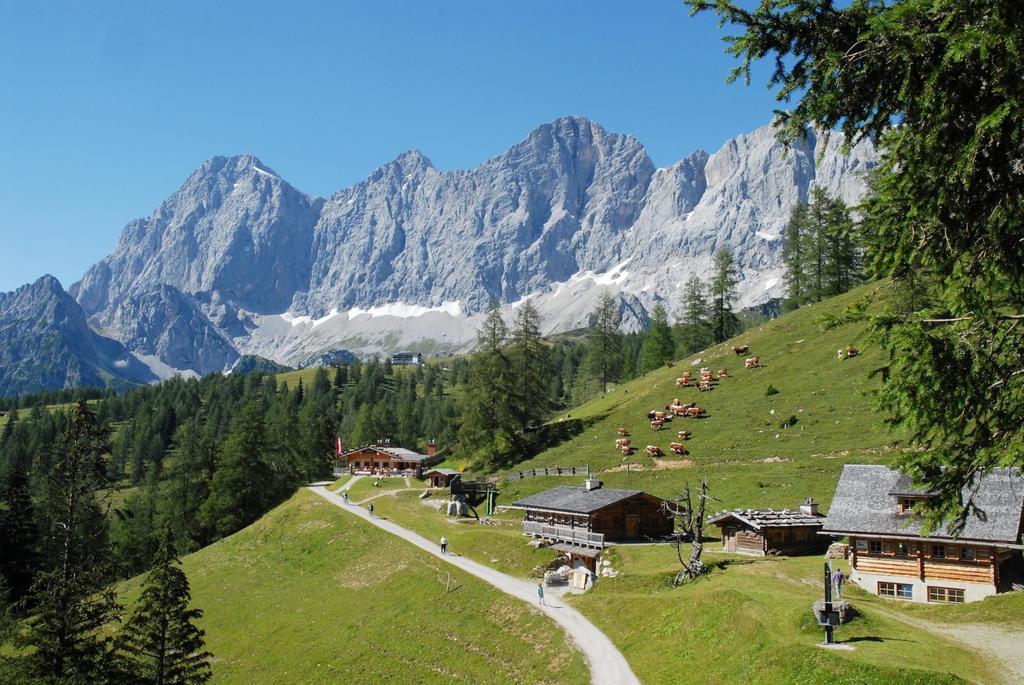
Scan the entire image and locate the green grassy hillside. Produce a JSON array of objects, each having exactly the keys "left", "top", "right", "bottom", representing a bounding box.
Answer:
[
  {"left": 116, "top": 490, "right": 587, "bottom": 685},
  {"left": 504, "top": 284, "right": 901, "bottom": 511}
]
